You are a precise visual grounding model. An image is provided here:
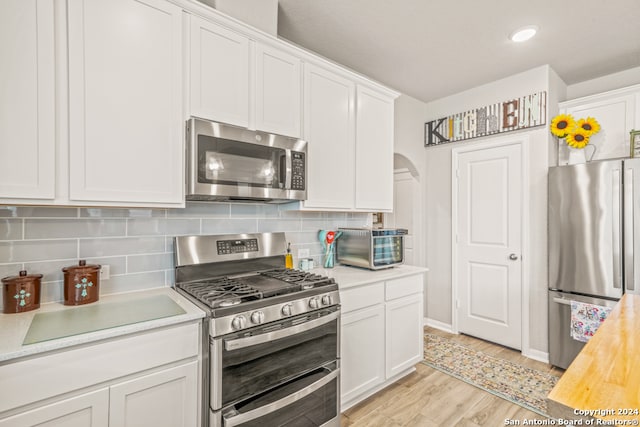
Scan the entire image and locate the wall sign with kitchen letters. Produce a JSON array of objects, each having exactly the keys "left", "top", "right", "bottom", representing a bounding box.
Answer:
[{"left": 424, "top": 91, "right": 547, "bottom": 146}]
